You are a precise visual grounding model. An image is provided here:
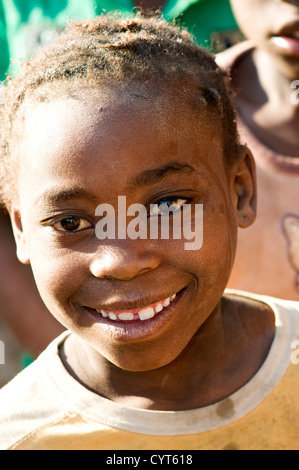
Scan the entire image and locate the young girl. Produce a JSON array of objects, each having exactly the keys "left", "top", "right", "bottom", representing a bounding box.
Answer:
[
  {"left": 0, "top": 14, "right": 299, "bottom": 451},
  {"left": 0, "top": 0, "right": 239, "bottom": 377},
  {"left": 218, "top": 0, "right": 299, "bottom": 300}
]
